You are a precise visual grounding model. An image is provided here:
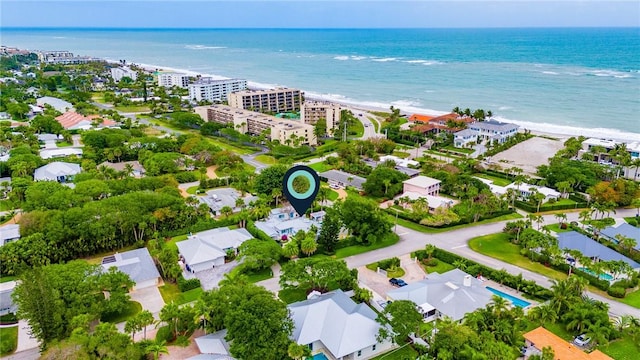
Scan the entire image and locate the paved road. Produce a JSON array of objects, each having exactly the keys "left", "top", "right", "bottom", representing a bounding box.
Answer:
[
  {"left": 342, "top": 208, "right": 640, "bottom": 318},
  {"left": 240, "top": 148, "right": 269, "bottom": 173}
]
